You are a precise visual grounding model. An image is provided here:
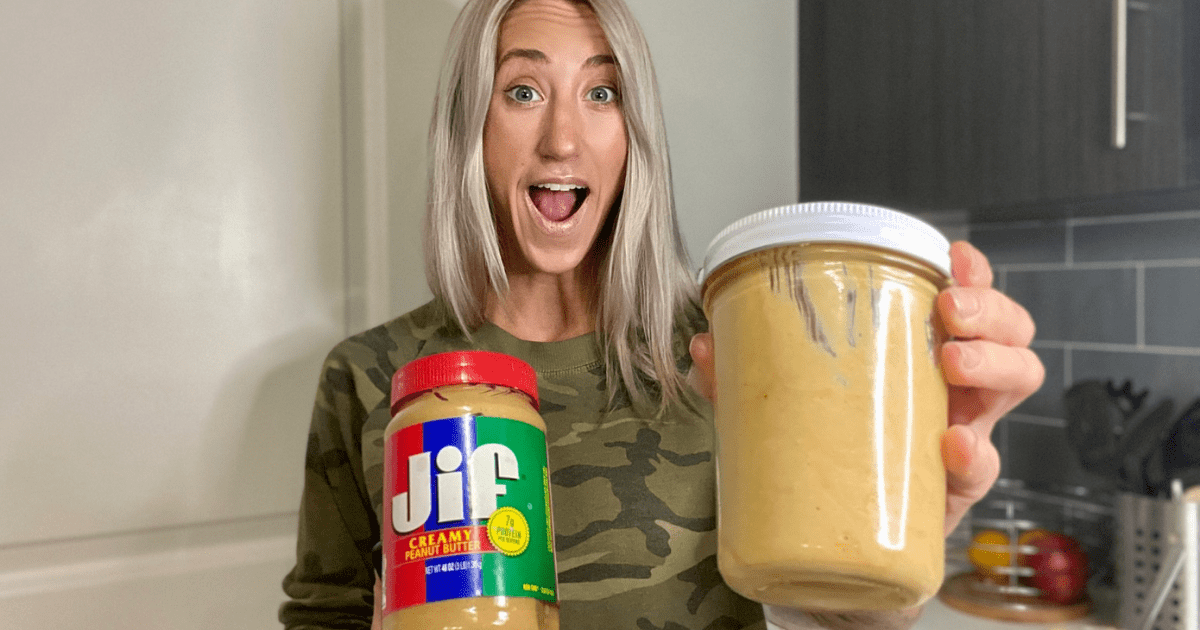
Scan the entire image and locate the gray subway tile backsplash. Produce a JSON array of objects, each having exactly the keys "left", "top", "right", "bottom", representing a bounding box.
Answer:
[
  {"left": 1144, "top": 266, "right": 1200, "bottom": 347},
  {"left": 1070, "top": 350, "right": 1200, "bottom": 412},
  {"left": 1073, "top": 215, "right": 1200, "bottom": 262},
  {"left": 1014, "top": 346, "right": 1065, "bottom": 418},
  {"left": 968, "top": 208, "right": 1200, "bottom": 495},
  {"left": 1005, "top": 268, "right": 1137, "bottom": 343},
  {"left": 971, "top": 222, "right": 1067, "bottom": 265},
  {"left": 1003, "top": 421, "right": 1115, "bottom": 492}
]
